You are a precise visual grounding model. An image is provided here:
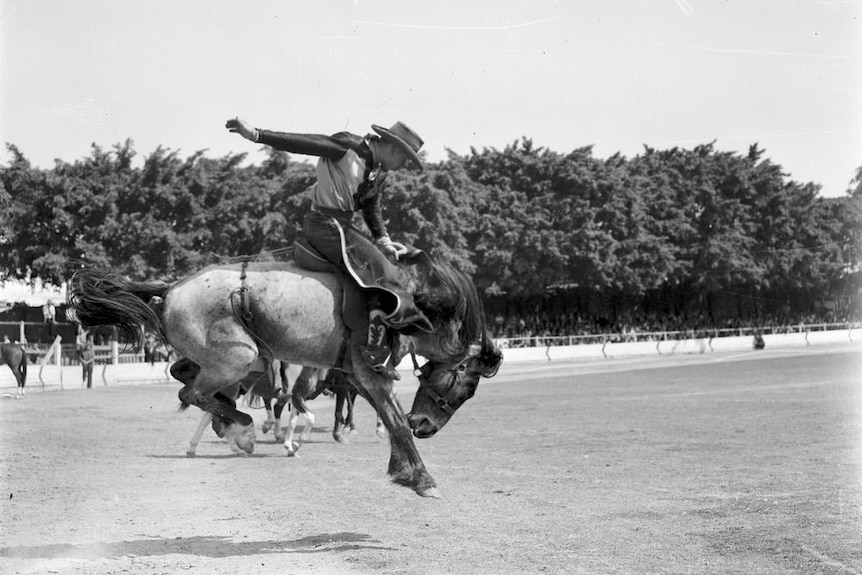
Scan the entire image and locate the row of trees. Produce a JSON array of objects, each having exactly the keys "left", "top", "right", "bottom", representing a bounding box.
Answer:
[{"left": 1, "top": 138, "right": 860, "bottom": 329}]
